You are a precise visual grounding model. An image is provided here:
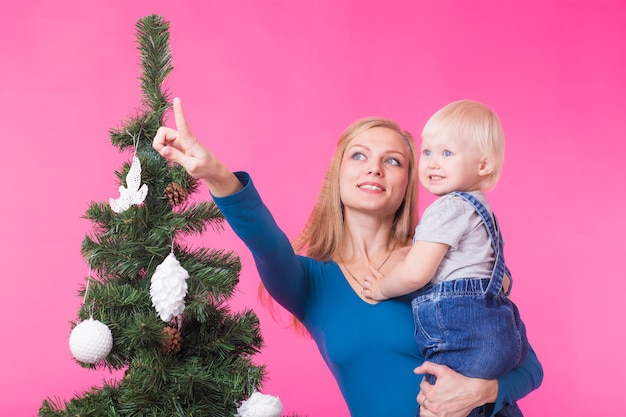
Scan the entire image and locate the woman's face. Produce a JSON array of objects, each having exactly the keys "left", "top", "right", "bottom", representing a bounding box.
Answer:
[{"left": 339, "top": 127, "right": 410, "bottom": 218}]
